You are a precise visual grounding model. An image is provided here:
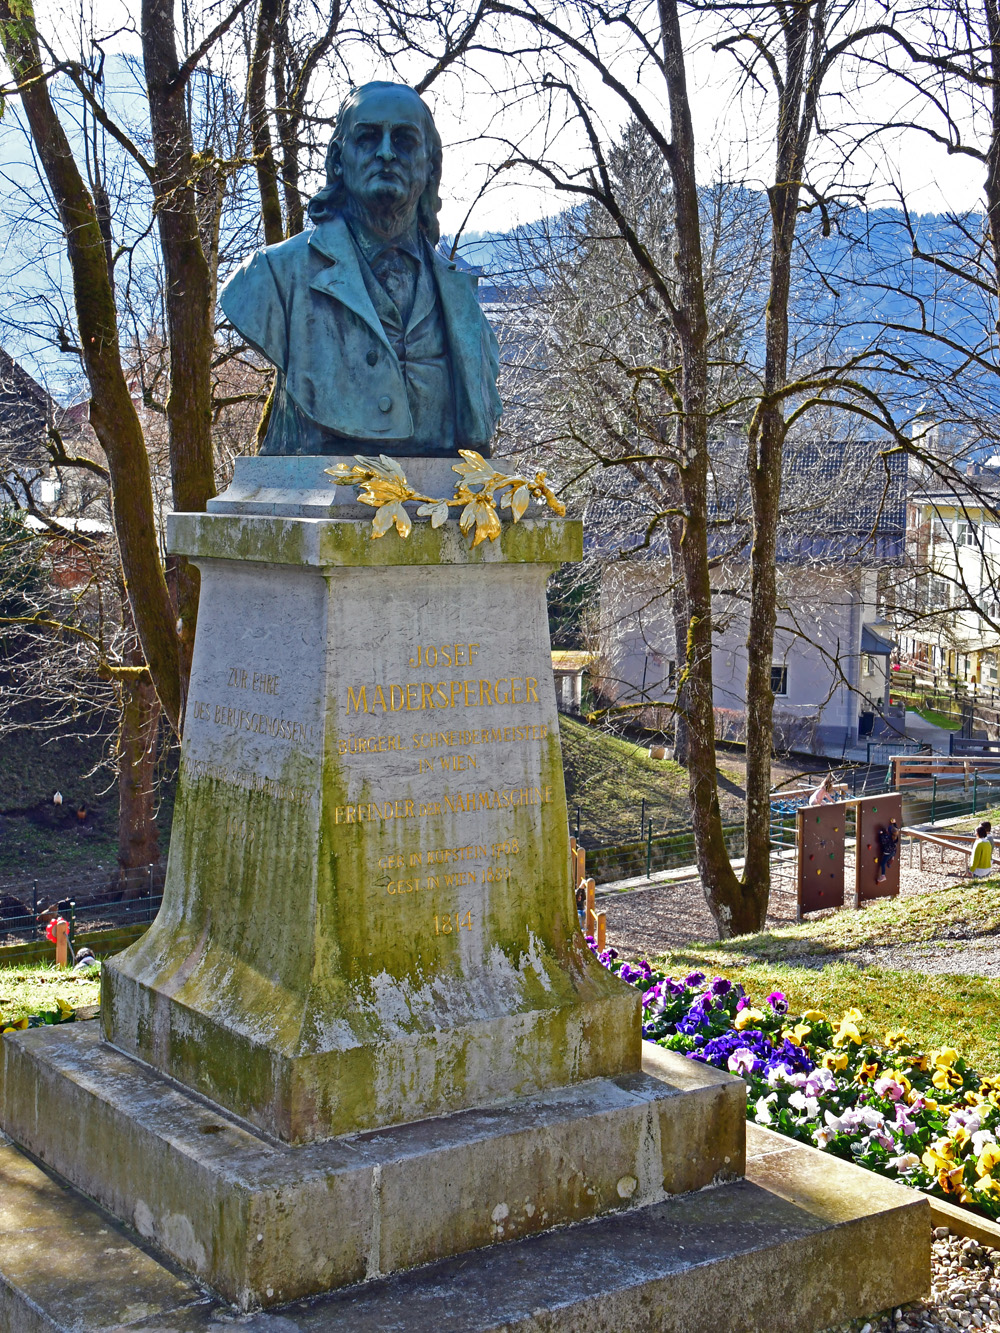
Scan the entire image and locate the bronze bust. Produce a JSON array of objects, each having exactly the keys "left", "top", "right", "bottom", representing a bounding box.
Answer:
[{"left": 220, "top": 82, "right": 502, "bottom": 457}]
